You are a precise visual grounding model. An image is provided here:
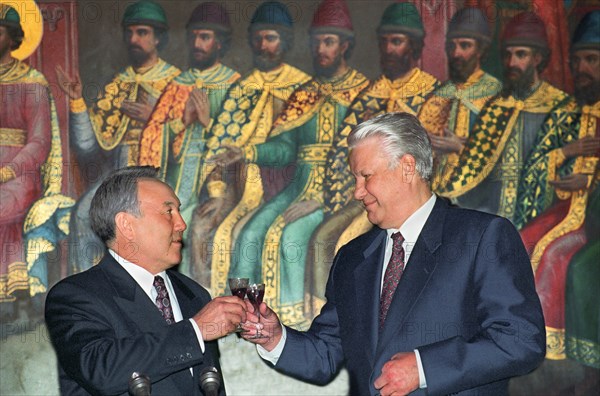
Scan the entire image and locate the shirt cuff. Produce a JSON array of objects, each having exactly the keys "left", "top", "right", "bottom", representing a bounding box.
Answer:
[
  {"left": 414, "top": 349, "right": 427, "bottom": 388},
  {"left": 189, "top": 318, "right": 206, "bottom": 353},
  {"left": 256, "top": 325, "right": 287, "bottom": 365}
]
